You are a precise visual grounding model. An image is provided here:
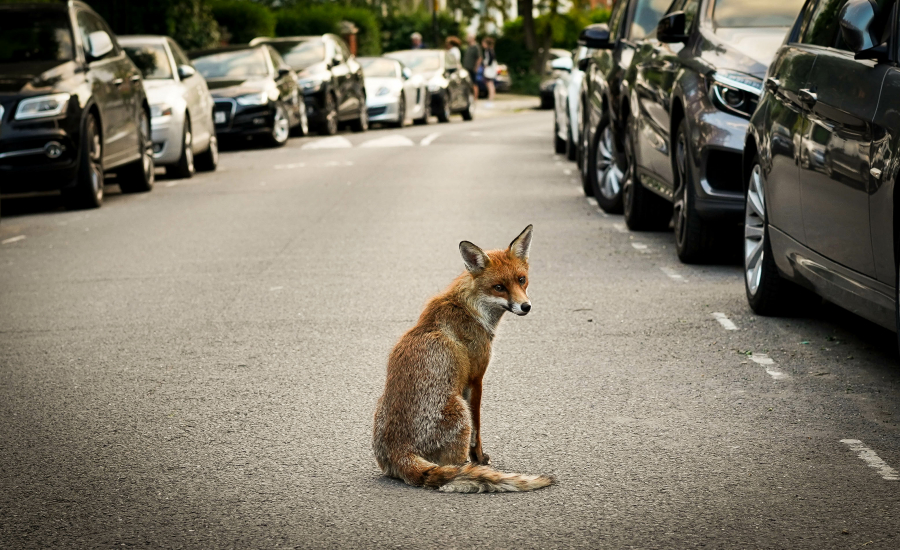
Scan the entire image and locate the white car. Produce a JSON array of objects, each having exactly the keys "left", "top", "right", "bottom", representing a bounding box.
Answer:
[
  {"left": 552, "top": 46, "right": 589, "bottom": 162},
  {"left": 359, "top": 57, "right": 428, "bottom": 127},
  {"left": 121, "top": 36, "right": 218, "bottom": 178}
]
